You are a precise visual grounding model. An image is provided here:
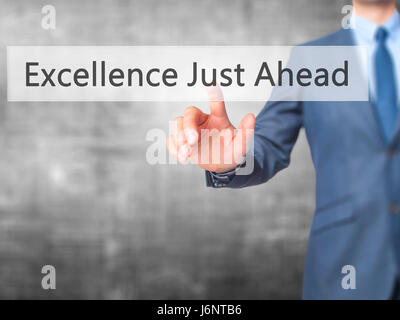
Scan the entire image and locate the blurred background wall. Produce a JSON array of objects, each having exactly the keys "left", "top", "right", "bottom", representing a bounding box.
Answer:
[{"left": 0, "top": 0, "right": 375, "bottom": 299}]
